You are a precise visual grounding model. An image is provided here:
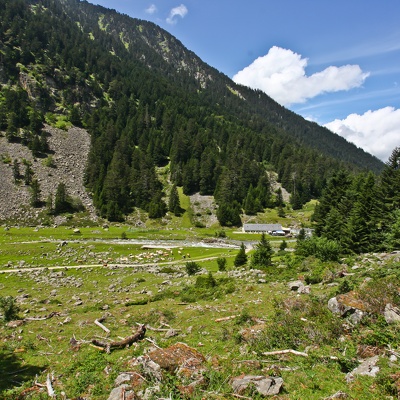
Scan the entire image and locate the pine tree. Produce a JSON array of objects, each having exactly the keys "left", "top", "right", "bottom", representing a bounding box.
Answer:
[
  {"left": 24, "top": 163, "right": 33, "bottom": 185},
  {"left": 168, "top": 184, "right": 182, "bottom": 216},
  {"left": 54, "top": 182, "right": 69, "bottom": 214},
  {"left": 30, "top": 178, "right": 41, "bottom": 207},
  {"left": 251, "top": 233, "right": 273, "bottom": 268},
  {"left": 234, "top": 242, "right": 247, "bottom": 267},
  {"left": 12, "top": 159, "right": 20, "bottom": 183}
]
